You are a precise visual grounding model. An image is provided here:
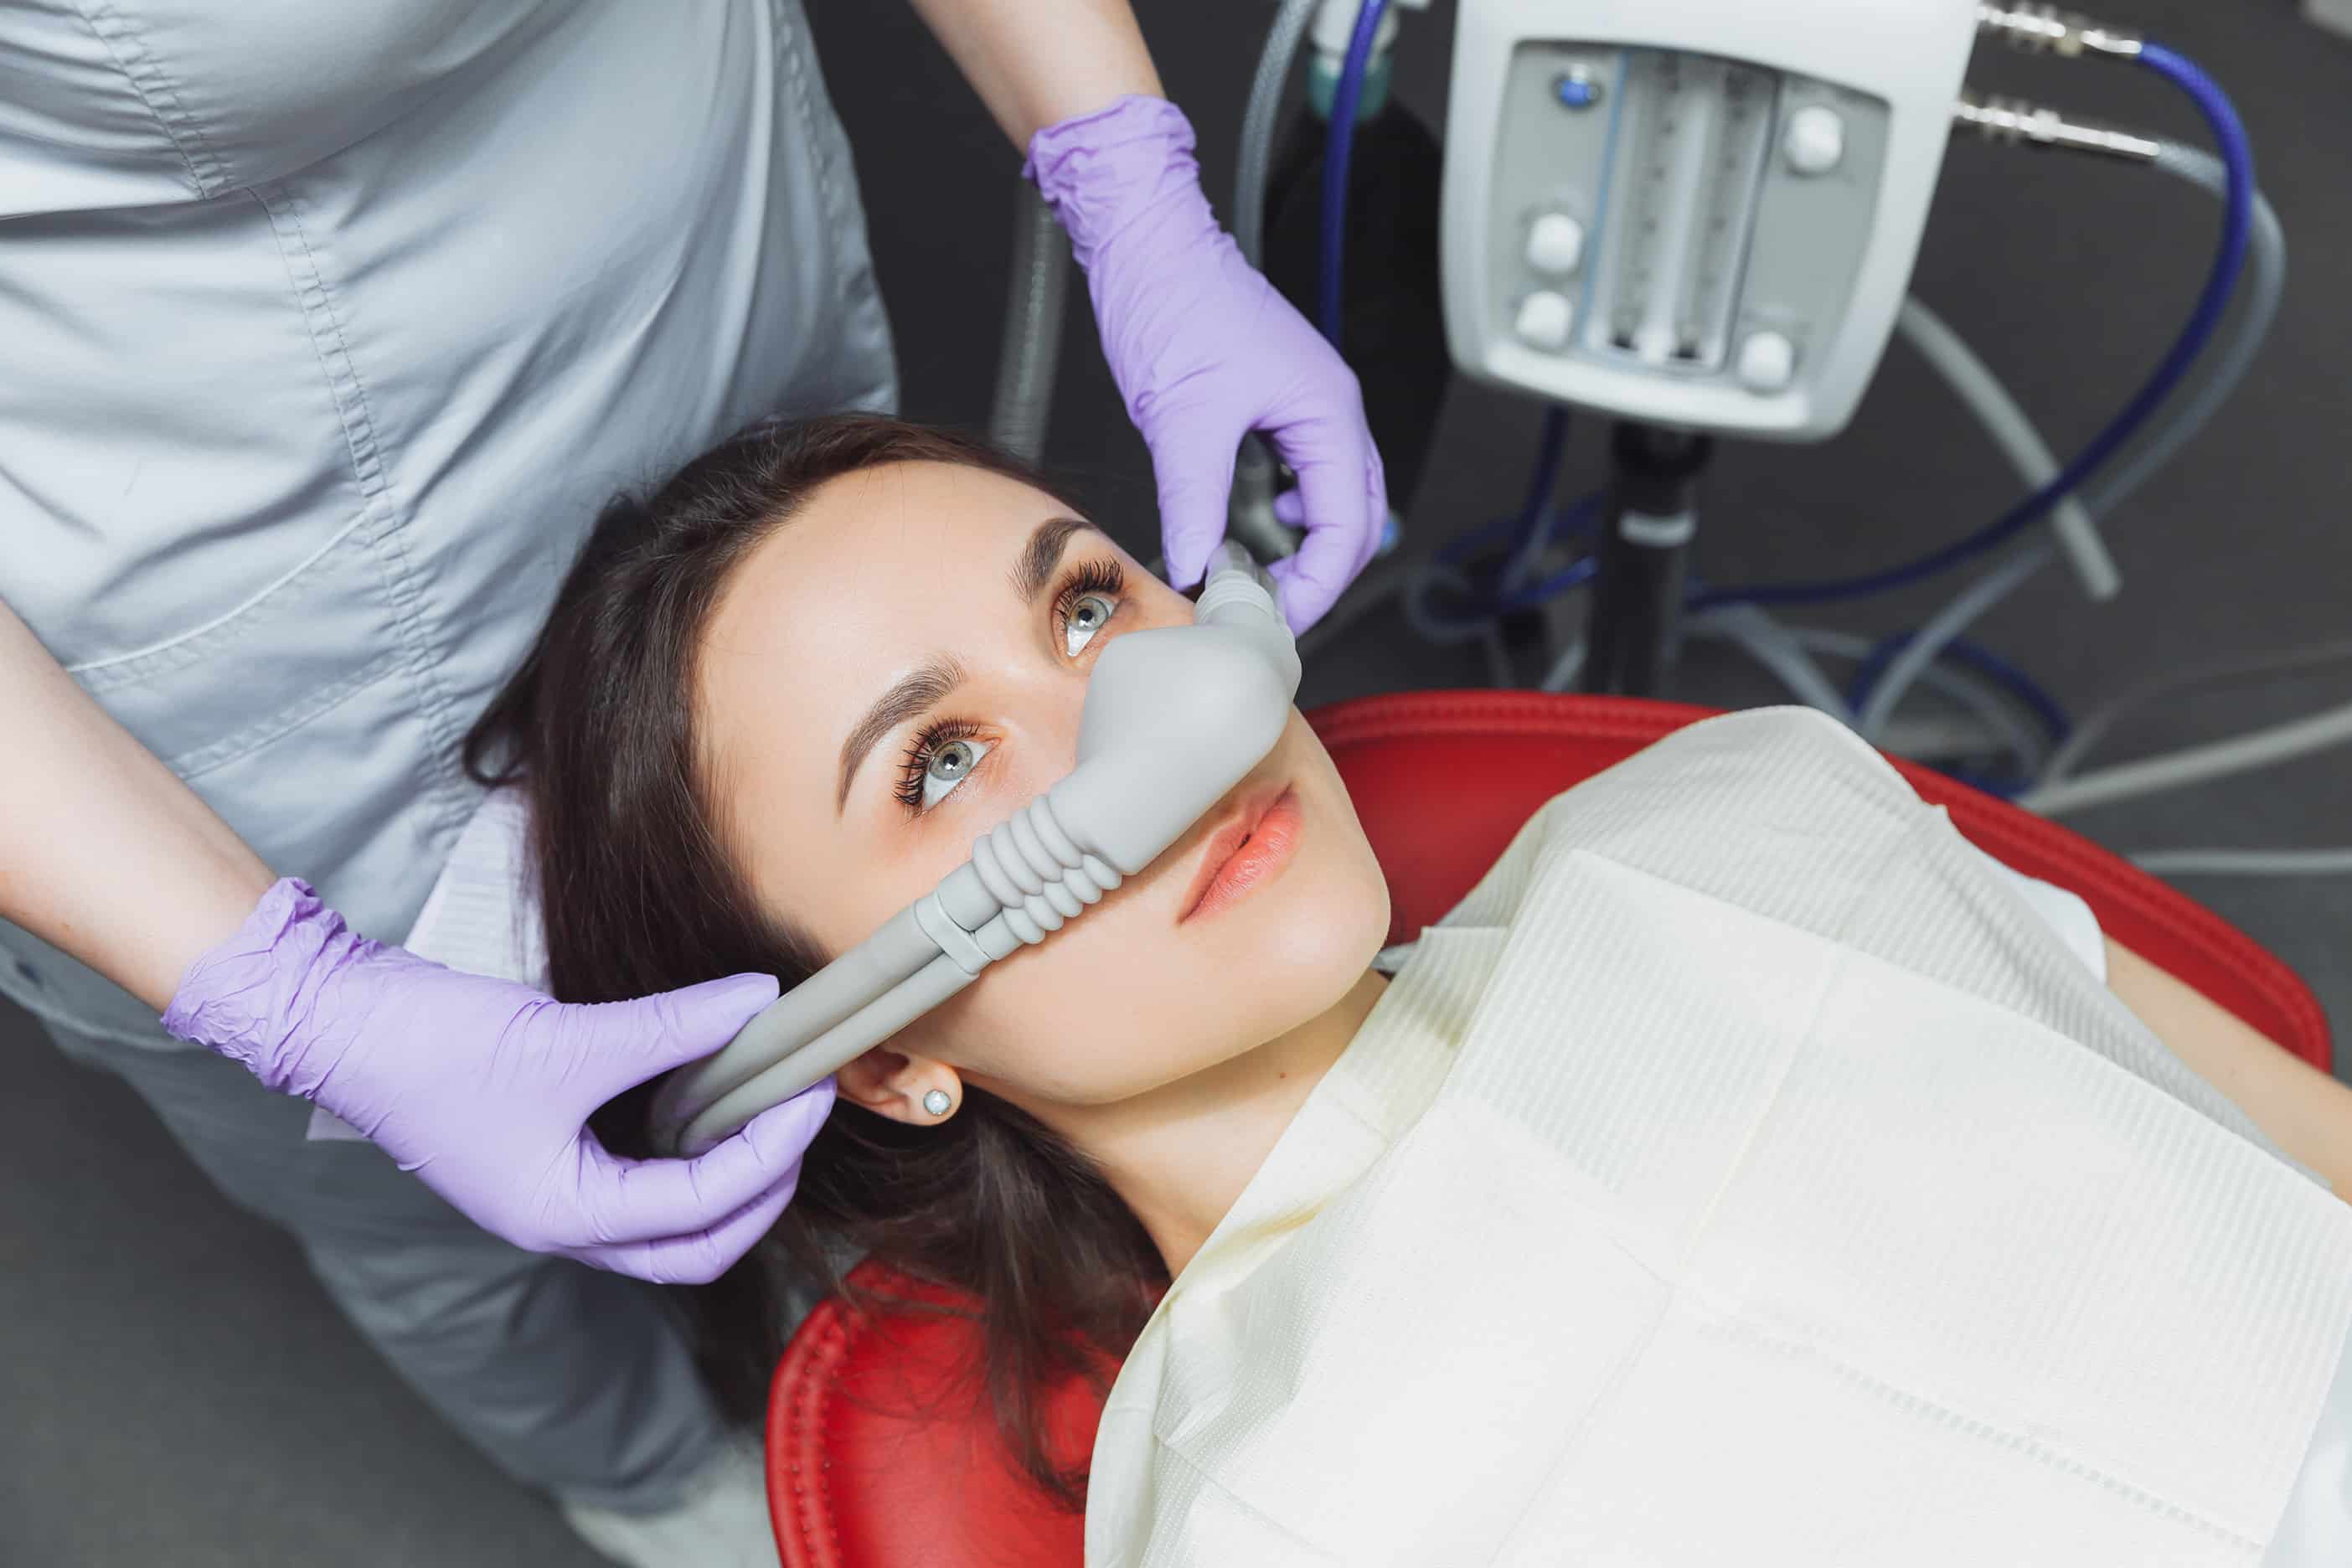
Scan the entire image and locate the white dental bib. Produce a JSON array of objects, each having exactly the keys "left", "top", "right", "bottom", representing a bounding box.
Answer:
[{"left": 1086, "top": 708, "right": 2352, "bottom": 1566}]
